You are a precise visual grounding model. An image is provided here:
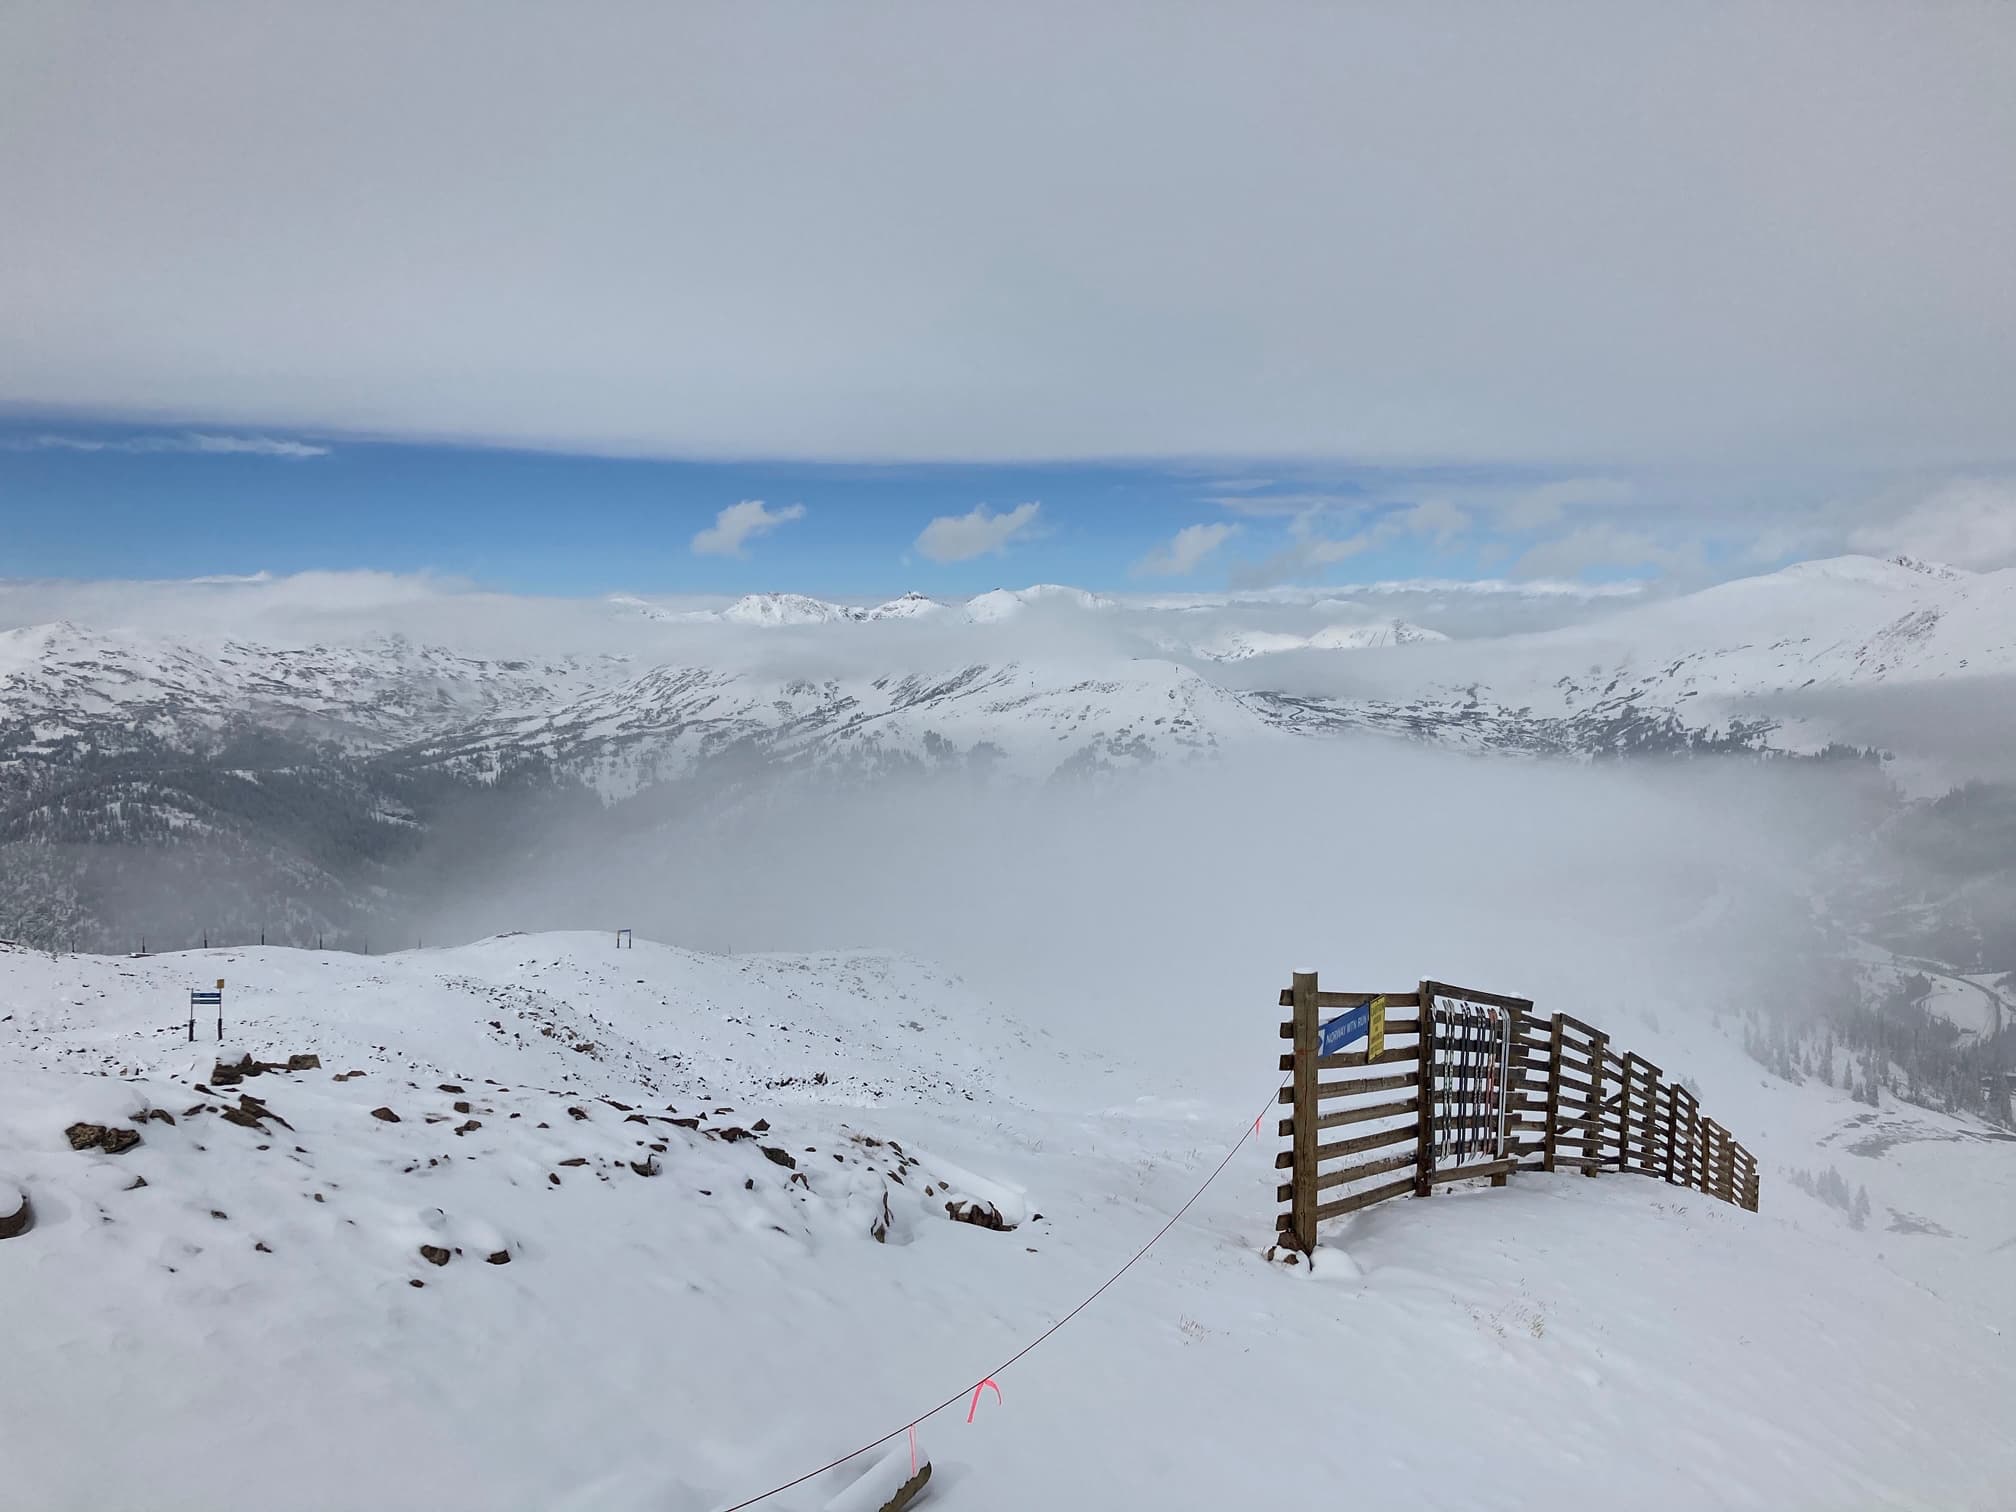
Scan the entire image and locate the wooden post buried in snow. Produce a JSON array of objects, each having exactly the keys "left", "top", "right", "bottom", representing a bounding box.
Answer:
[
  {"left": 1414, "top": 979, "right": 1437, "bottom": 1196},
  {"left": 819, "top": 1442, "right": 931, "bottom": 1512},
  {"left": 1543, "top": 1013, "right": 1565, "bottom": 1173},
  {"left": 1289, "top": 970, "right": 1319, "bottom": 1254}
]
